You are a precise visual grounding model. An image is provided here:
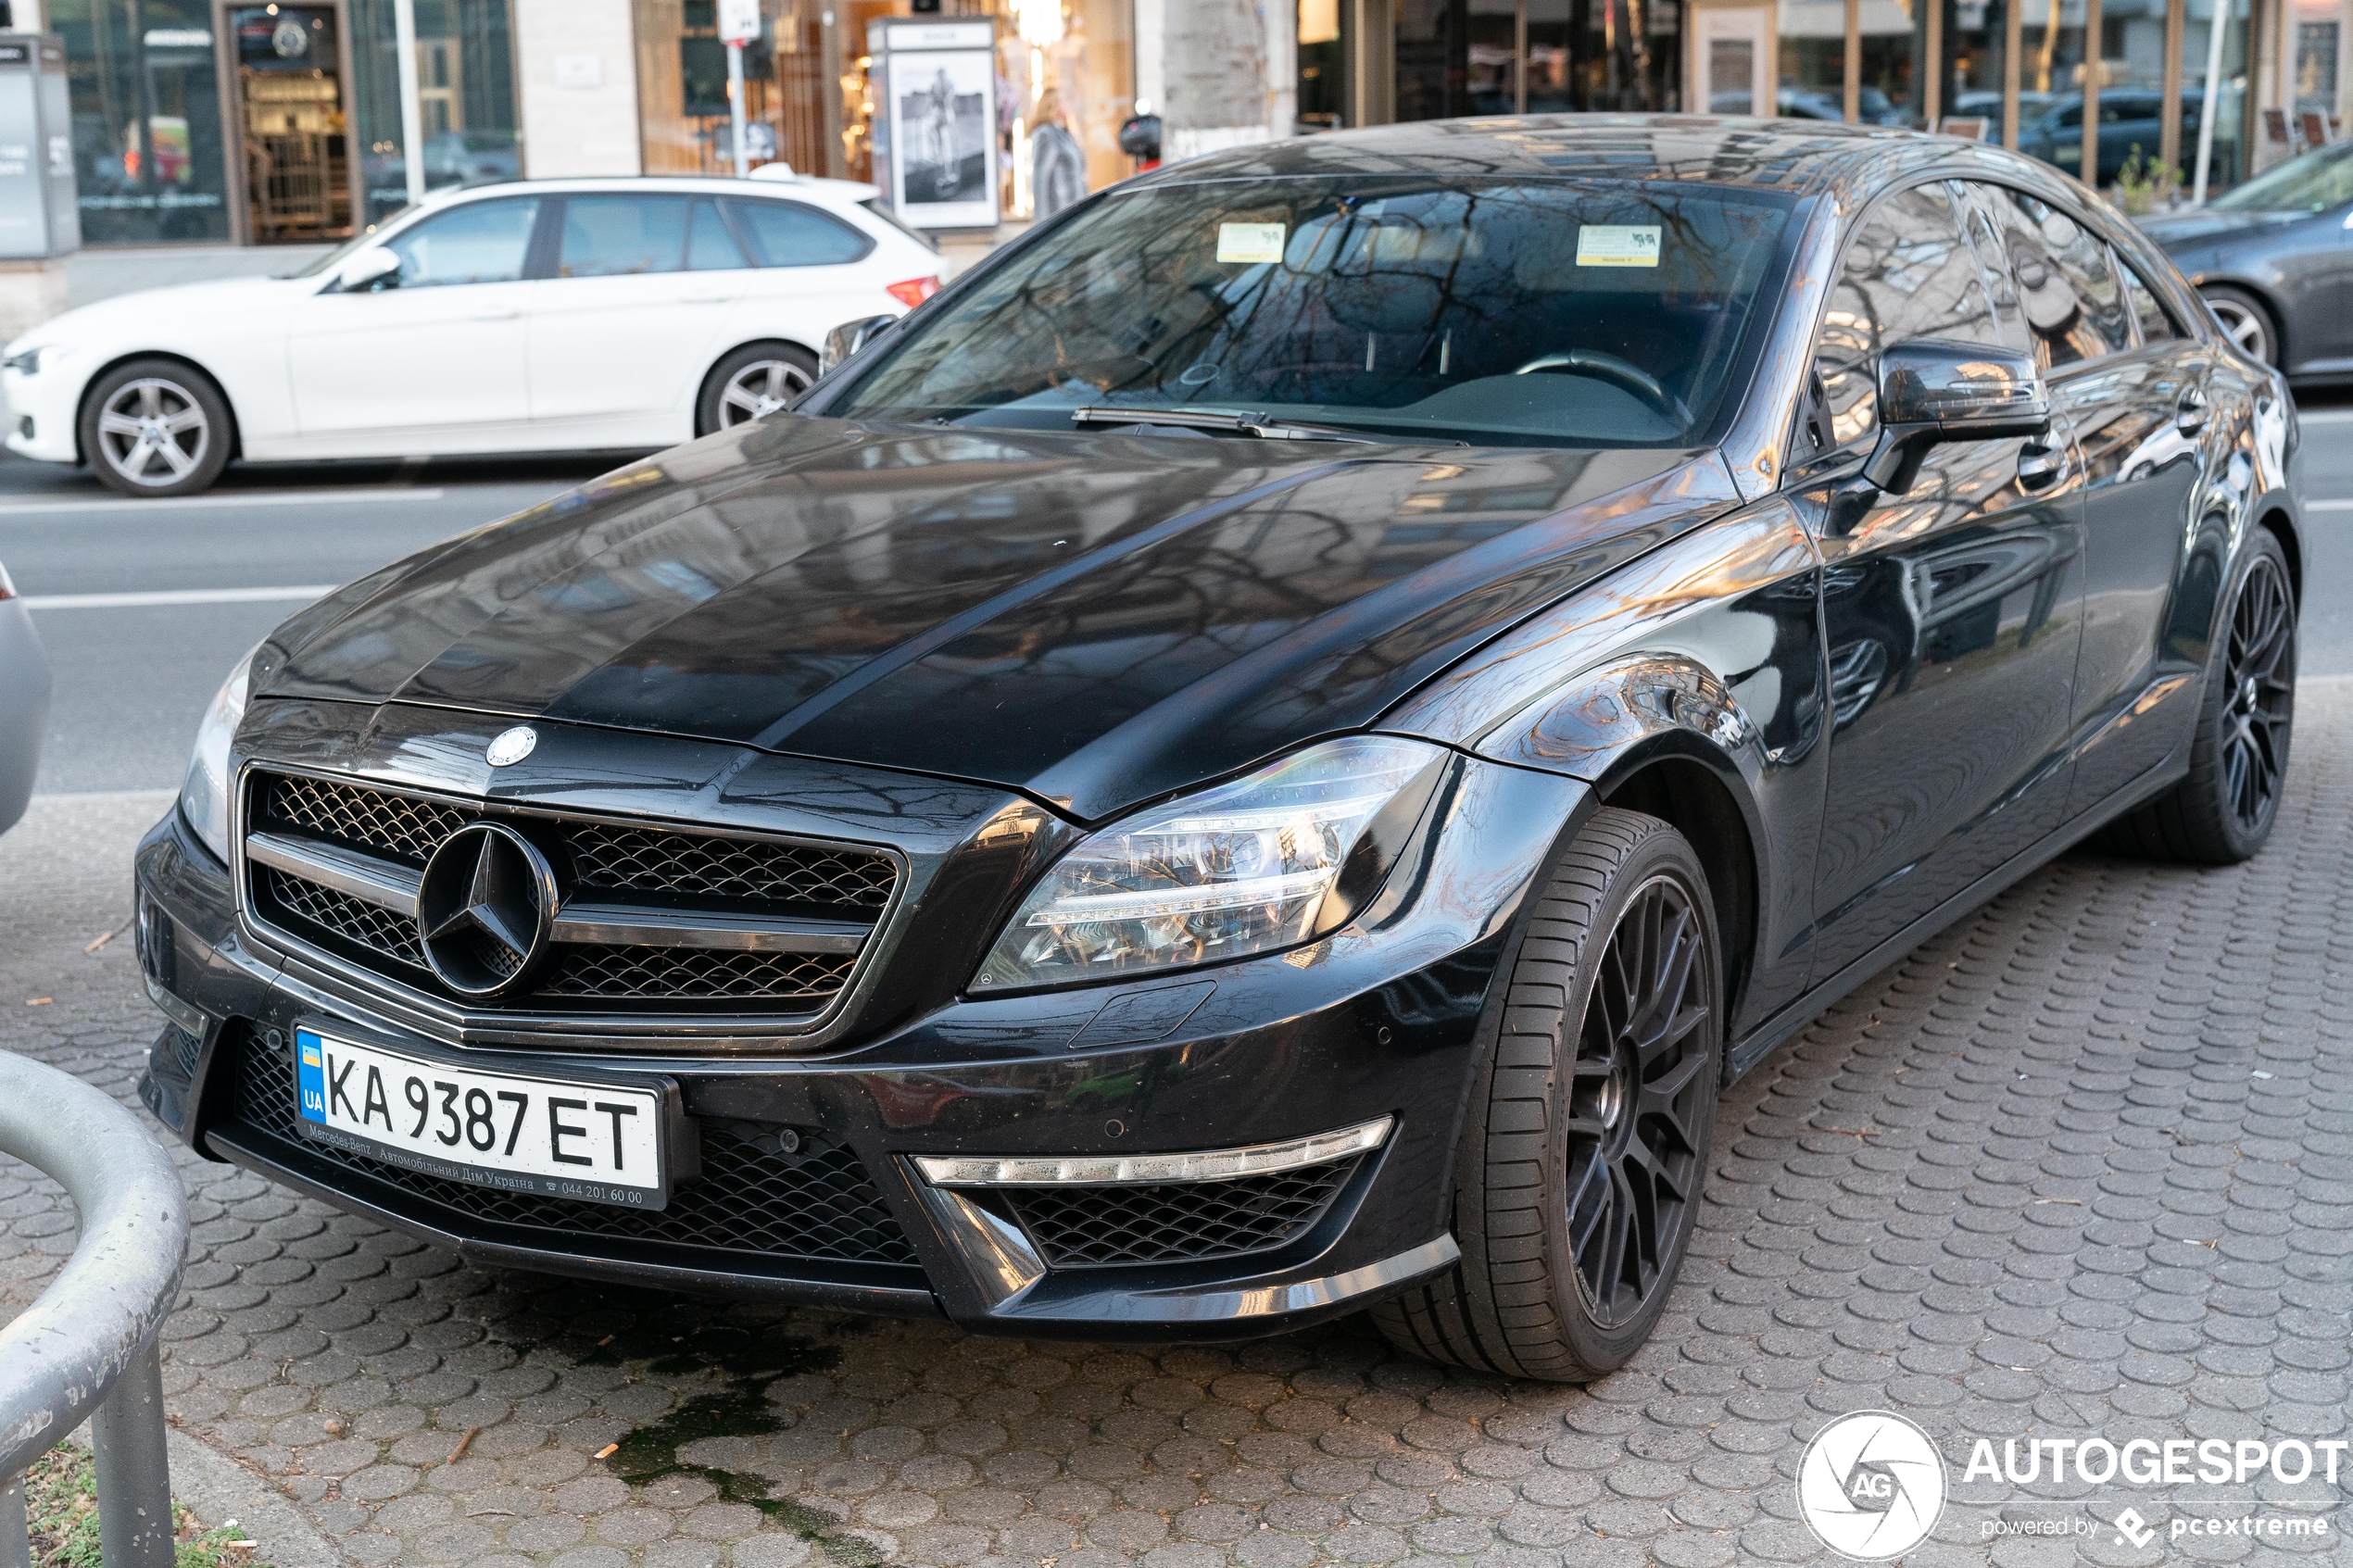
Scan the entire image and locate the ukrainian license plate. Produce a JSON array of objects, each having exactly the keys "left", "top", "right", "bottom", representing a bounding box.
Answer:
[{"left": 294, "top": 1027, "right": 669, "bottom": 1209}]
